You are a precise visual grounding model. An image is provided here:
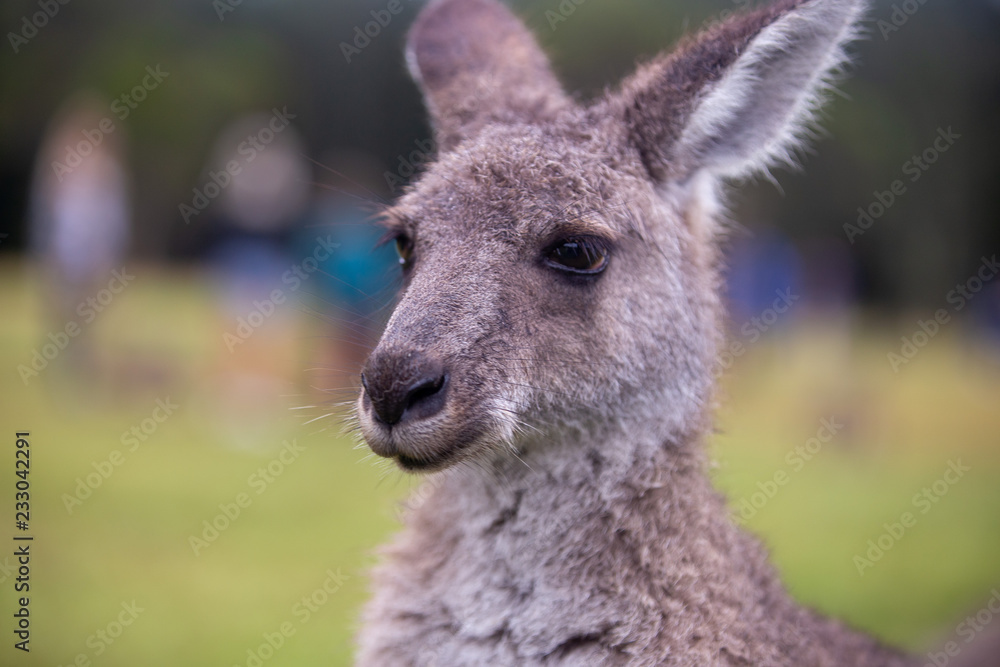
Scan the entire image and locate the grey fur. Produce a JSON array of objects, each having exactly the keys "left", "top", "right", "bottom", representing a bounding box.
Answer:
[{"left": 354, "top": 0, "right": 917, "bottom": 664}]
